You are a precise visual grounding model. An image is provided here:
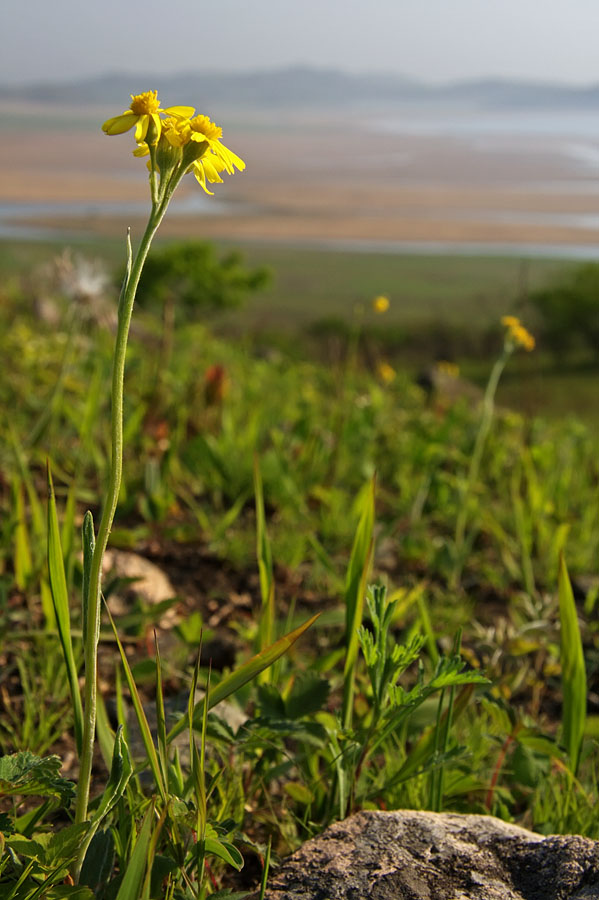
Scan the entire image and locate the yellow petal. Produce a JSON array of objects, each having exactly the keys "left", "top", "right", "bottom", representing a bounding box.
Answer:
[
  {"left": 102, "top": 112, "right": 136, "bottom": 135},
  {"left": 215, "top": 142, "right": 245, "bottom": 173},
  {"left": 164, "top": 105, "right": 195, "bottom": 118},
  {"left": 133, "top": 144, "right": 150, "bottom": 157},
  {"left": 151, "top": 112, "right": 162, "bottom": 136},
  {"left": 202, "top": 157, "right": 224, "bottom": 184},
  {"left": 134, "top": 115, "right": 150, "bottom": 143},
  {"left": 193, "top": 162, "right": 214, "bottom": 195}
]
